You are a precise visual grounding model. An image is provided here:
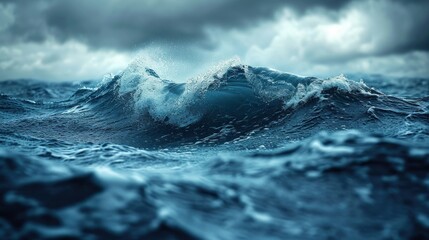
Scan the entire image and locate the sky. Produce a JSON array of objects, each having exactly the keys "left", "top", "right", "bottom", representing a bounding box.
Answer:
[{"left": 0, "top": 0, "right": 428, "bottom": 81}]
